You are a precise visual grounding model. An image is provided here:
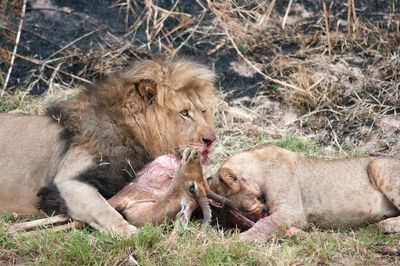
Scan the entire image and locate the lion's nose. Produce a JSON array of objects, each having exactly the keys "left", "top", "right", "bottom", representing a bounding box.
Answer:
[{"left": 202, "top": 131, "right": 216, "bottom": 146}]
